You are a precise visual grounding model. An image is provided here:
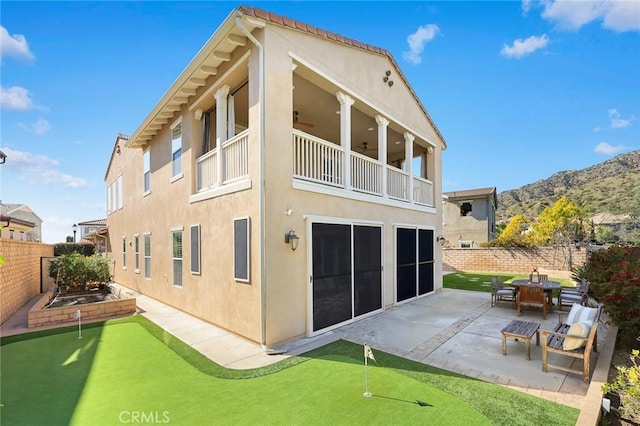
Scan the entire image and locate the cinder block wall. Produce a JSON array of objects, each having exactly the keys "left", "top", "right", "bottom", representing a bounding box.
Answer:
[
  {"left": 443, "top": 247, "right": 588, "bottom": 274},
  {"left": 0, "top": 240, "right": 54, "bottom": 324}
]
